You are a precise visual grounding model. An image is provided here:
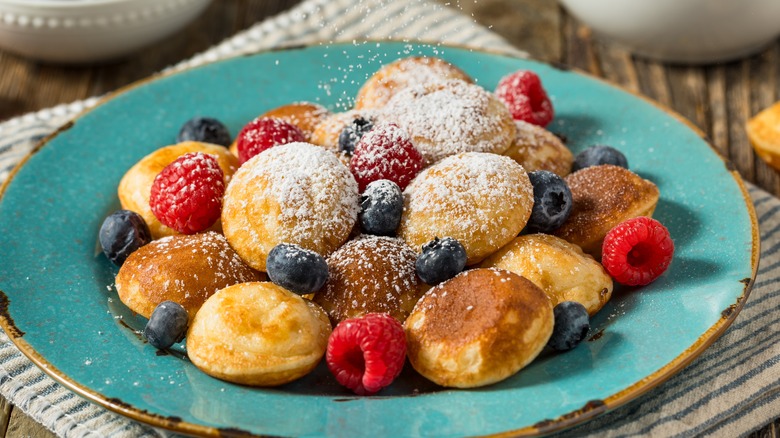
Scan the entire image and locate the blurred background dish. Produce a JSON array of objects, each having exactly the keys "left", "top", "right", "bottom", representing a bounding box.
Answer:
[
  {"left": 558, "top": 0, "right": 780, "bottom": 63},
  {"left": 0, "top": 0, "right": 211, "bottom": 63}
]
